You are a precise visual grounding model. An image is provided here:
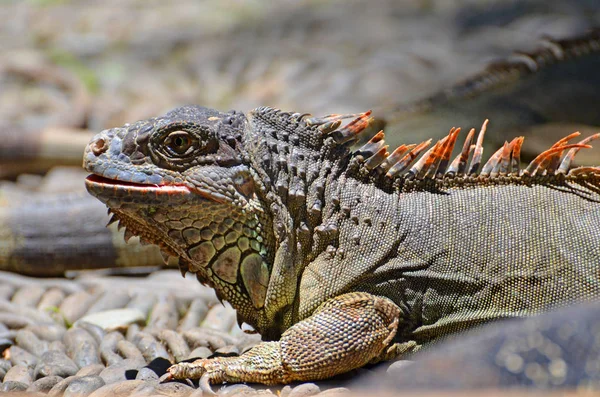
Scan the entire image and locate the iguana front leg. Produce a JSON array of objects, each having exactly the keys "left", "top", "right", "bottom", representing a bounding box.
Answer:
[{"left": 166, "top": 292, "right": 402, "bottom": 385}]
